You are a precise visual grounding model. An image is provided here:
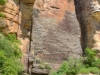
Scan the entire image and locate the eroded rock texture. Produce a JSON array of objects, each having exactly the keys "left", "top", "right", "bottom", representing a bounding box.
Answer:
[
  {"left": 0, "top": 0, "right": 20, "bottom": 33},
  {"left": 30, "top": 0, "right": 82, "bottom": 74},
  {"left": 18, "top": 0, "right": 35, "bottom": 72},
  {"left": 0, "top": 0, "right": 35, "bottom": 72},
  {"left": 3, "top": 0, "right": 100, "bottom": 74},
  {"left": 74, "top": 0, "right": 100, "bottom": 54}
]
